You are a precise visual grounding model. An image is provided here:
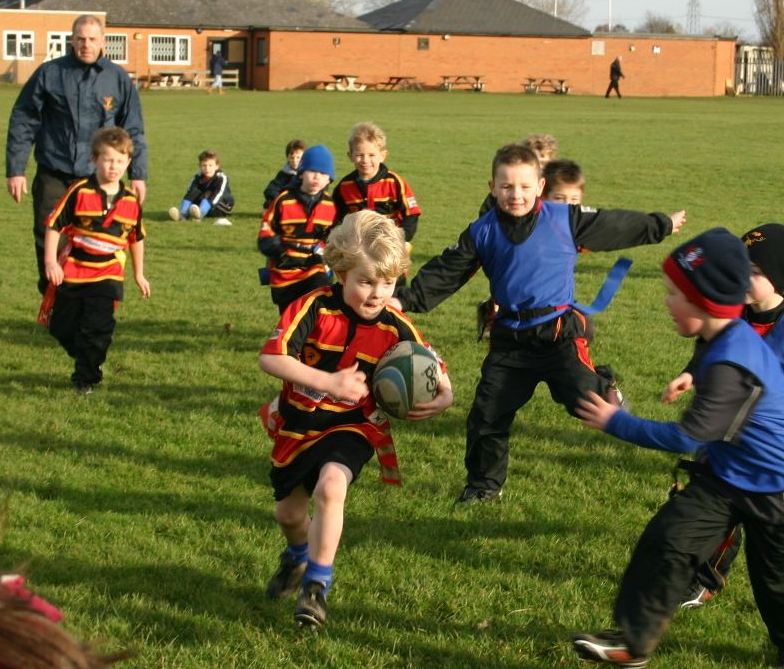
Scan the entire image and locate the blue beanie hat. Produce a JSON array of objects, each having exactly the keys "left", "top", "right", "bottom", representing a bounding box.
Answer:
[
  {"left": 663, "top": 227, "right": 750, "bottom": 319},
  {"left": 298, "top": 144, "right": 335, "bottom": 180}
]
